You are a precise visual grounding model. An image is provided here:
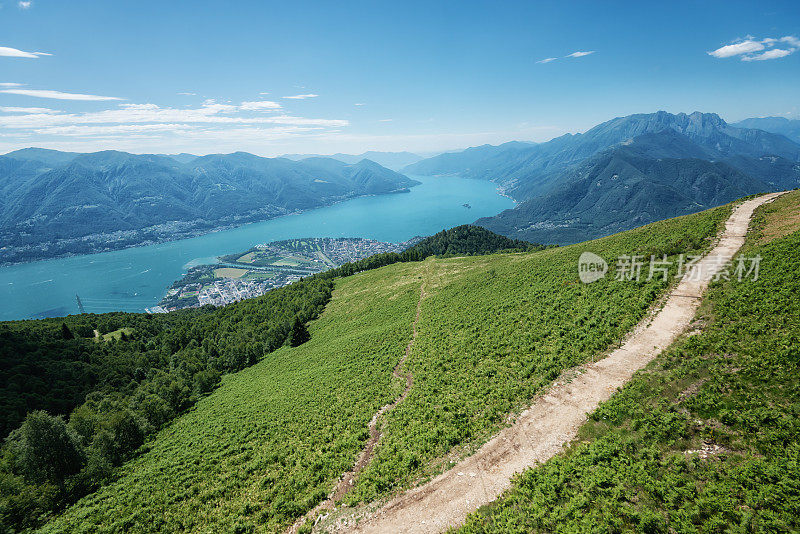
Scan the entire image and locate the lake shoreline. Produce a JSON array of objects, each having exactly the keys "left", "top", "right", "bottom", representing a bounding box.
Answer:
[
  {"left": 0, "top": 175, "right": 514, "bottom": 321},
  {"left": 0, "top": 188, "right": 415, "bottom": 269}
]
